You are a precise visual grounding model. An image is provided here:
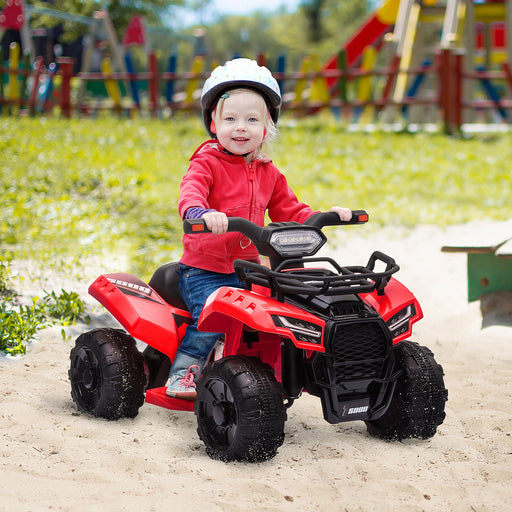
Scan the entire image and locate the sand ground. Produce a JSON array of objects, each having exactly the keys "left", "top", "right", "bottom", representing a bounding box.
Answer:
[{"left": 1, "top": 221, "right": 511, "bottom": 512}]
